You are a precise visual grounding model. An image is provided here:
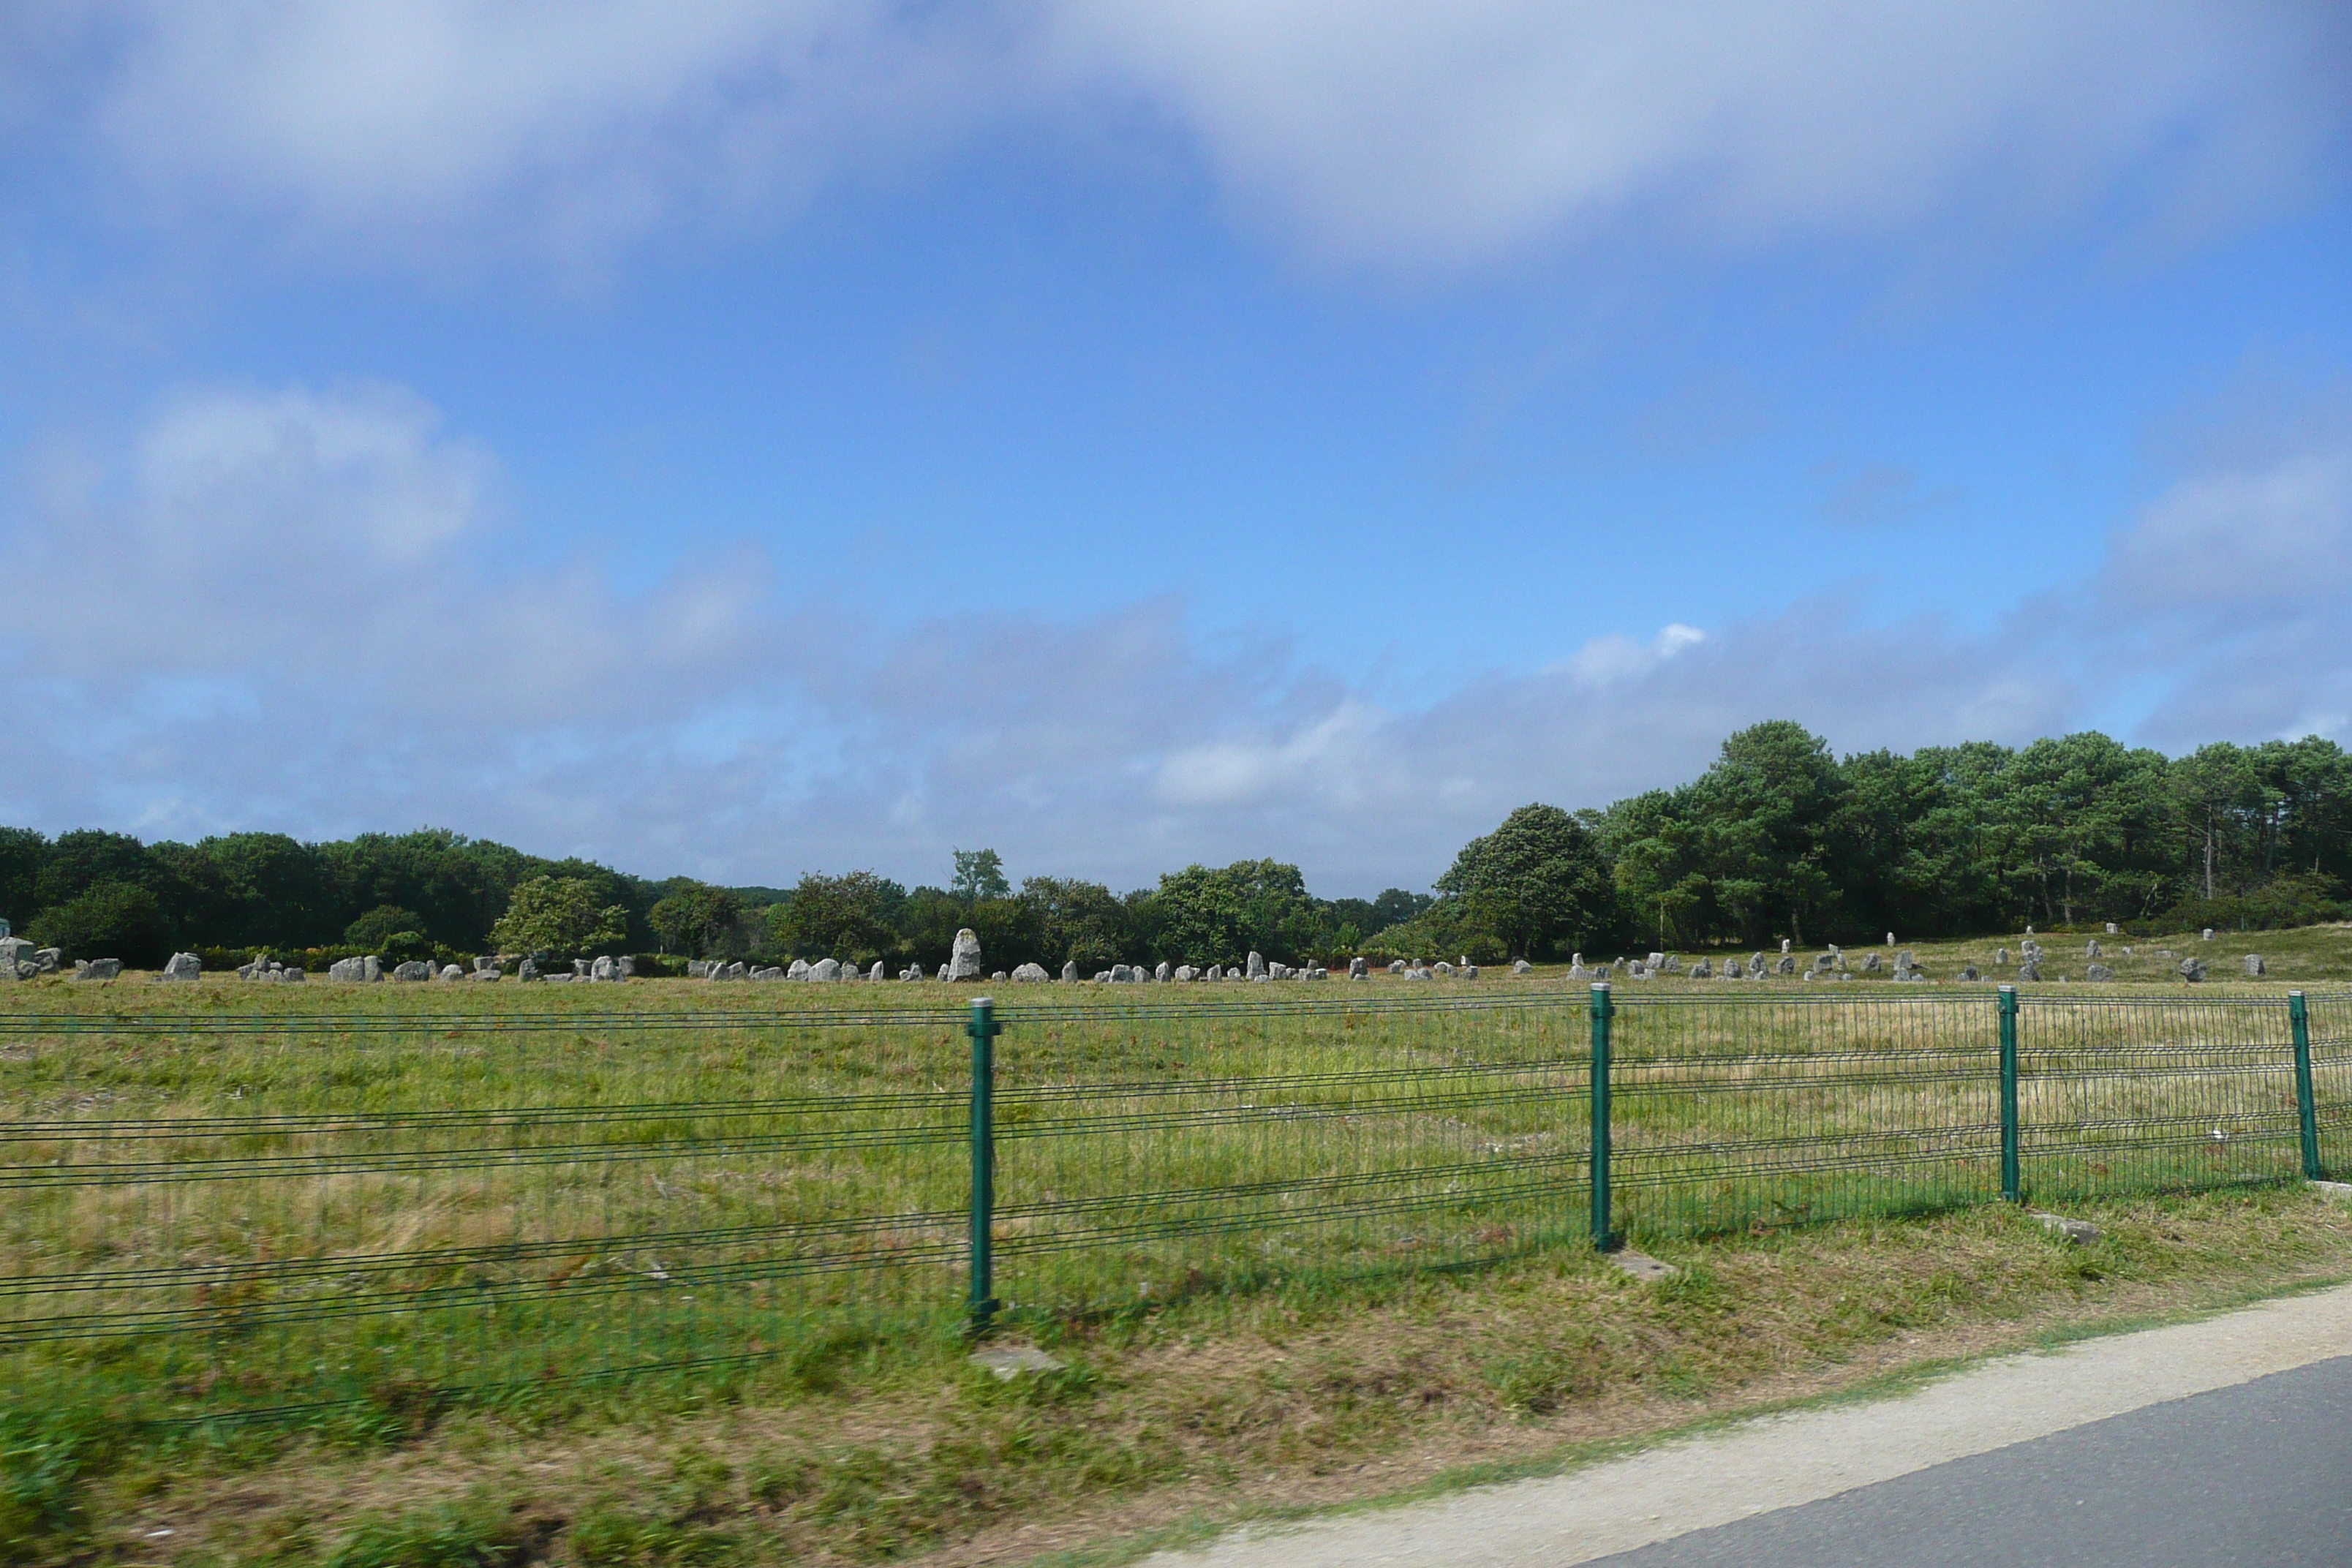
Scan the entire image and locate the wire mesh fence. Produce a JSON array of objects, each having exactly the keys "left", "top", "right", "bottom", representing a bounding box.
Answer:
[
  {"left": 1606, "top": 993, "right": 2002, "bottom": 1238},
  {"left": 0, "top": 984, "right": 2342, "bottom": 1429}
]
